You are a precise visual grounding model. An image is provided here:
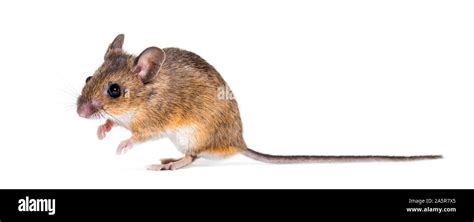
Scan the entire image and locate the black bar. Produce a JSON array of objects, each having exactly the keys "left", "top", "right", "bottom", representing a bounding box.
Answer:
[{"left": 0, "top": 189, "right": 472, "bottom": 221}]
